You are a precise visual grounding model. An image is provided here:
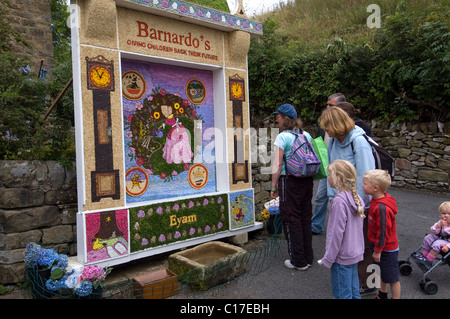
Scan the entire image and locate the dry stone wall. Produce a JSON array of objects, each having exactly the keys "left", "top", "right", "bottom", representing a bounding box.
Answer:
[
  {"left": 0, "top": 161, "right": 77, "bottom": 284},
  {"left": 372, "top": 121, "right": 449, "bottom": 193},
  {"left": 5, "top": 0, "right": 54, "bottom": 74}
]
